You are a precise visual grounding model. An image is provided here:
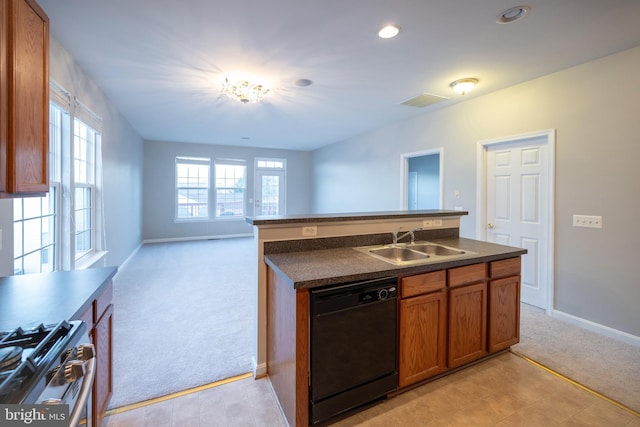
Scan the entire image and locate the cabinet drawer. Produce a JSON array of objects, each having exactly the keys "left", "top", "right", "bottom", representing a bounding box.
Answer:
[
  {"left": 448, "top": 263, "right": 487, "bottom": 287},
  {"left": 401, "top": 270, "right": 446, "bottom": 298},
  {"left": 490, "top": 257, "right": 521, "bottom": 278}
]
